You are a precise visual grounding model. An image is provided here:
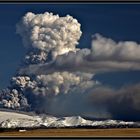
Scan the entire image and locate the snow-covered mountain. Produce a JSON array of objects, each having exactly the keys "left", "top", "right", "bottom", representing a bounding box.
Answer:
[{"left": 0, "top": 110, "right": 140, "bottom": 128}]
